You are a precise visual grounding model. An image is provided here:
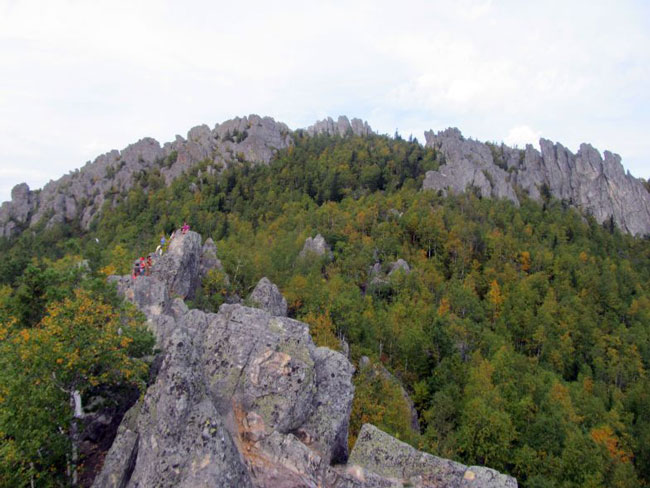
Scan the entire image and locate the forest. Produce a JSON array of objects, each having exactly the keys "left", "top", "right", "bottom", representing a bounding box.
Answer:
[{"left": 1, "top": 131, "right": 649, "bottom": 487}]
